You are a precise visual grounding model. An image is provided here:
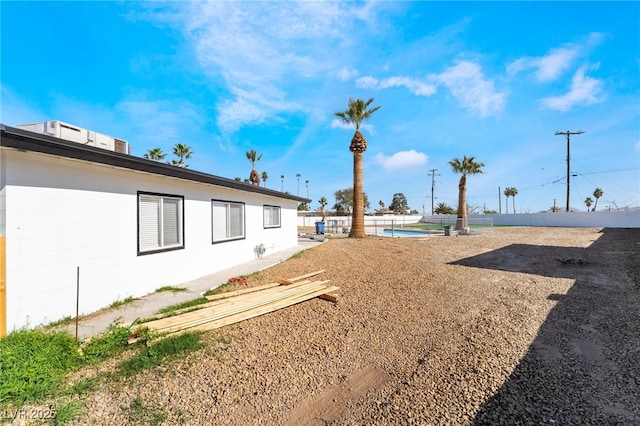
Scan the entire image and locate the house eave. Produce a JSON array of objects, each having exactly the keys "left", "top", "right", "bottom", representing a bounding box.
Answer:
[{"left": 1, "top": 124, "right": 310, "bottom": 203}]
